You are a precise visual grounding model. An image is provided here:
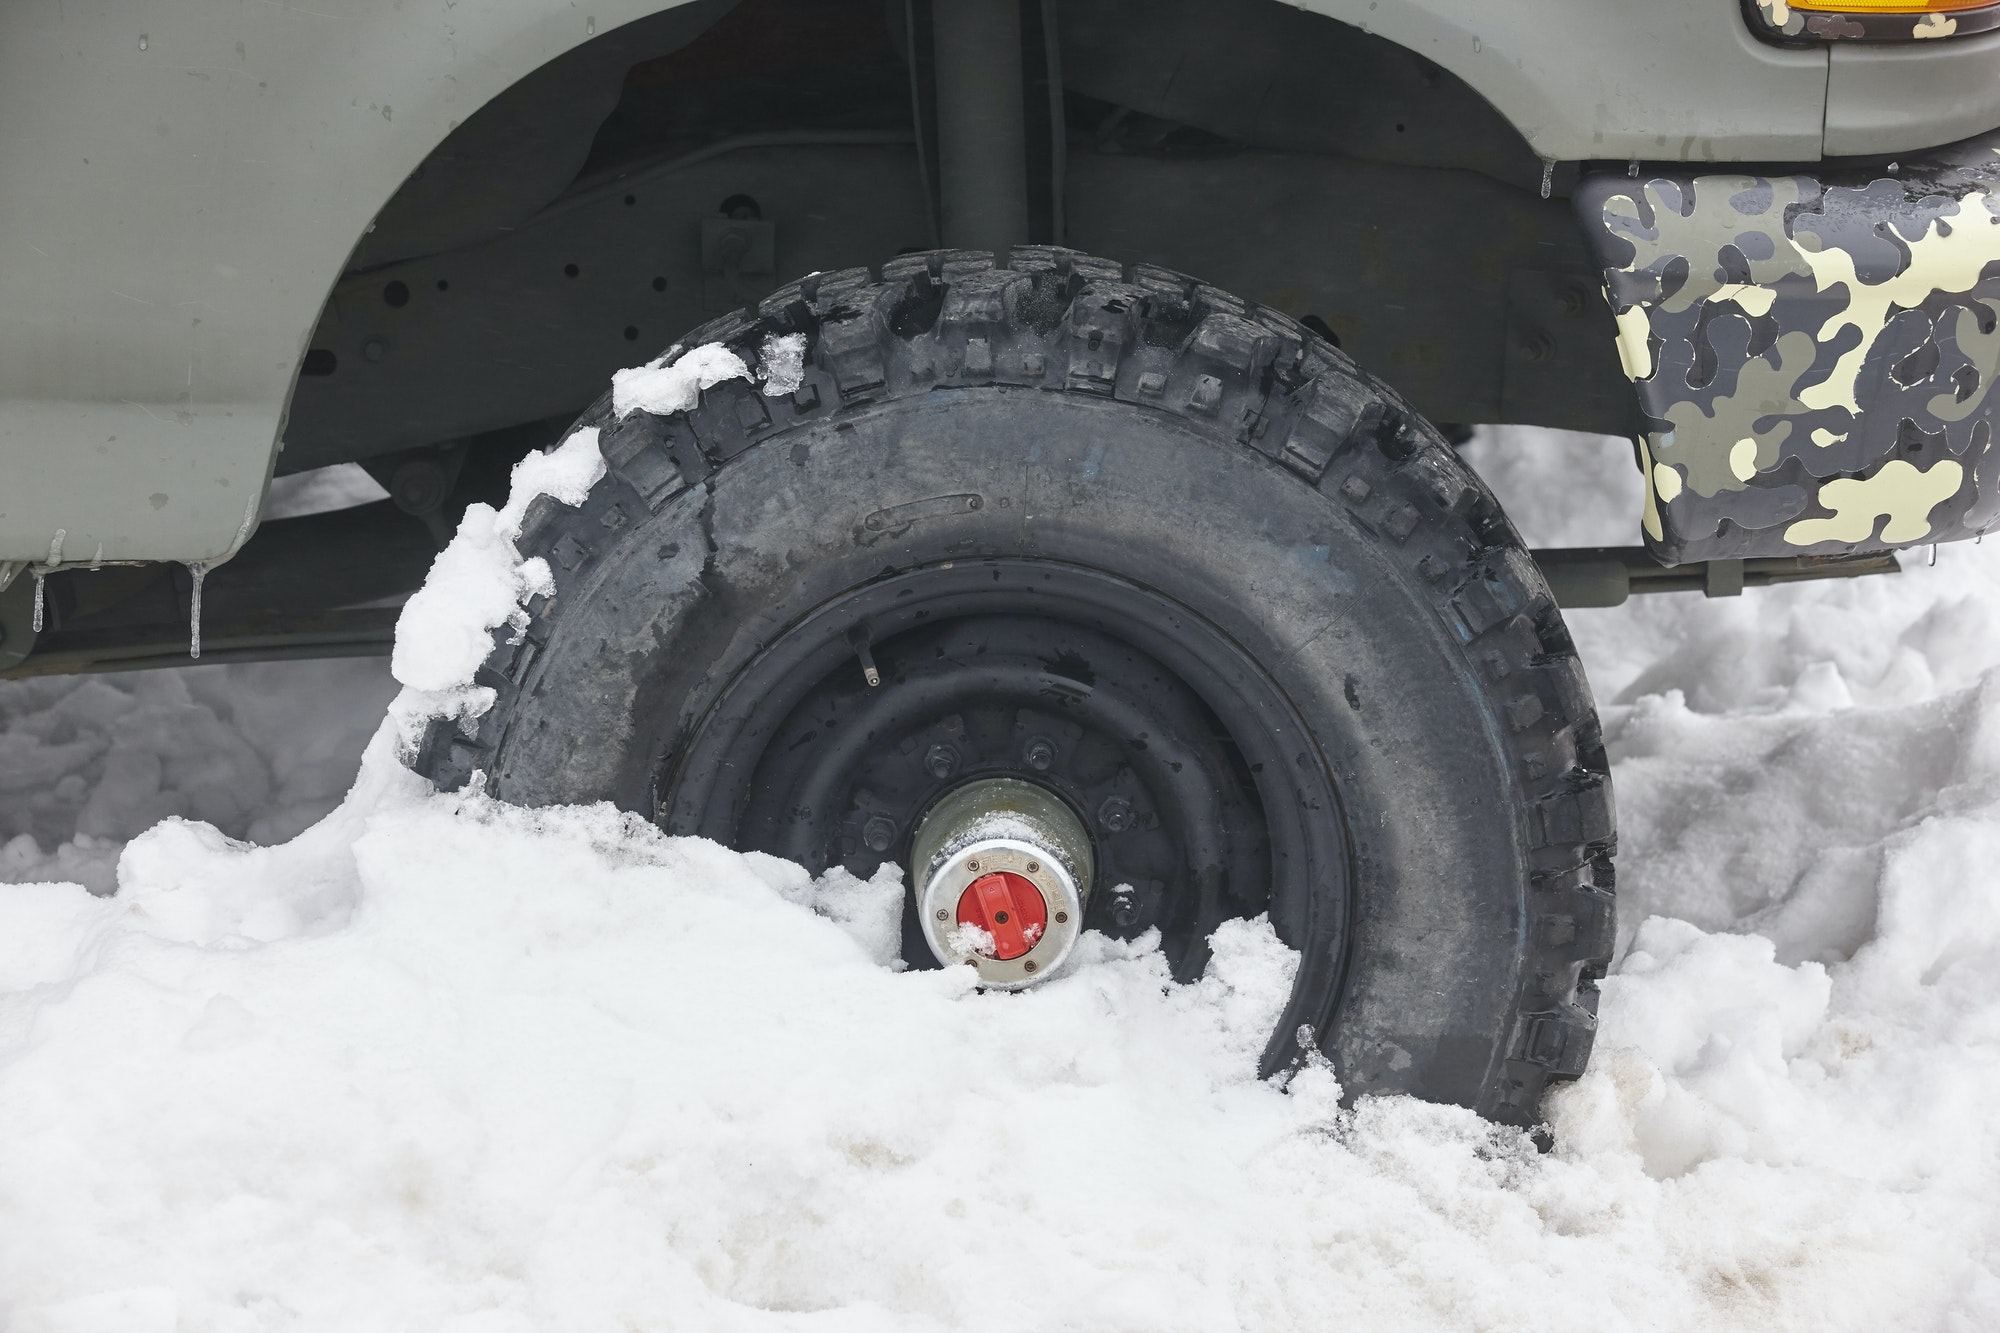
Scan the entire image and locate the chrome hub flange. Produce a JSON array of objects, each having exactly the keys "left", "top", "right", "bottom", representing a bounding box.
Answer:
[{"left": 910, "top": 777, "right": 1094, "bottom": 988}]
